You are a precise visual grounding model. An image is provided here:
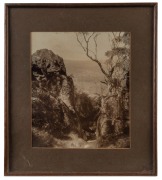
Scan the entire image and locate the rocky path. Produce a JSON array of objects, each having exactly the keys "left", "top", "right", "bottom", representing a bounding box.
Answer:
[
  {"left": 84, "top": 140, "right": 97, "bottom": 148},
  {"left": 32, "top": 127, "right": 98, "bottom": 148}
]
